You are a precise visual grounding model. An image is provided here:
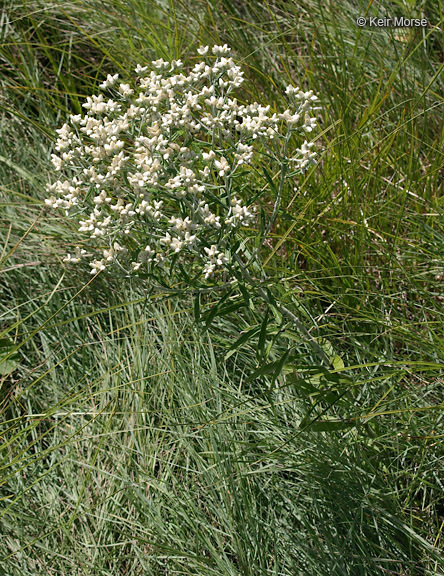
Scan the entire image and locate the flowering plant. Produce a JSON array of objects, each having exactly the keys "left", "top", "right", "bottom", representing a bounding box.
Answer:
[{"left": 45, "top": 45, "right": 320, "bottom": 287}]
